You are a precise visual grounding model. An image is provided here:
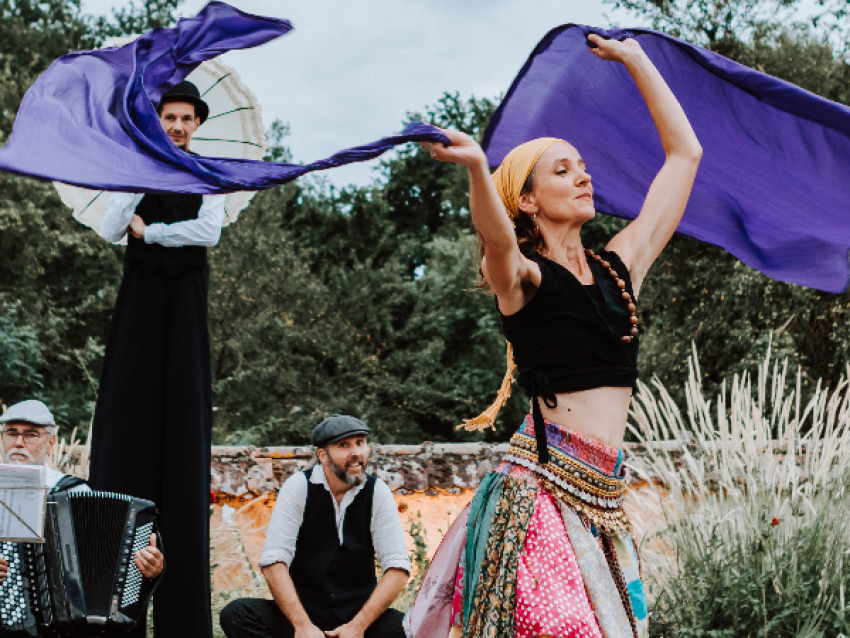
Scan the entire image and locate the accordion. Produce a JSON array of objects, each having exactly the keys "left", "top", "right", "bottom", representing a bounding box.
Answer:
[{"left": 0, "top": 491, "right": 159, "bottom": 637}]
